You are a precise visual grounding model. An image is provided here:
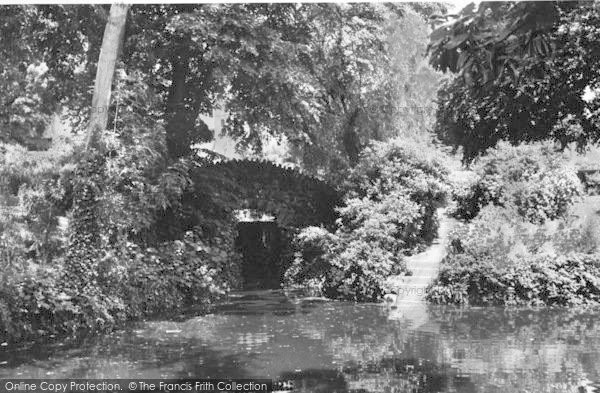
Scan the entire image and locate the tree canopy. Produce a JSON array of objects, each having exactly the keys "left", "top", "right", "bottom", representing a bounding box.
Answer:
[
  {"left": 429, "top": 2, "right": 600, "bottom": 161},
  {"left": 1, "top": 3, "right": 444, "bottom": 172}
]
